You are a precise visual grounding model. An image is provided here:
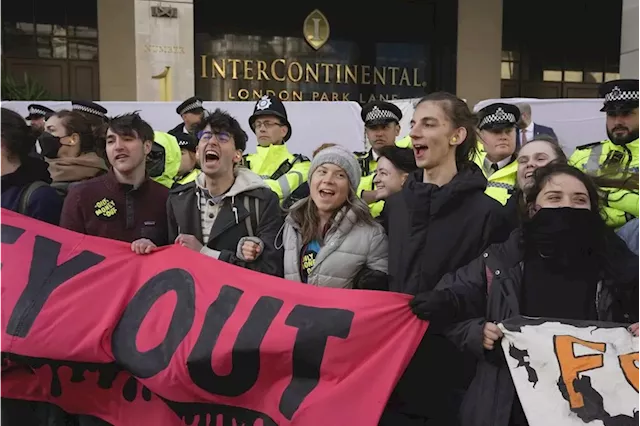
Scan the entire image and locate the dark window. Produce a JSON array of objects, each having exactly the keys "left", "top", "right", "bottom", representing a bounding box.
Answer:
[
  {"left": 501, "top": 0, "right": 621, "bottom": 98},
  {"left": 2, "top": 0, "right": 98, "bottom": 60}
]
